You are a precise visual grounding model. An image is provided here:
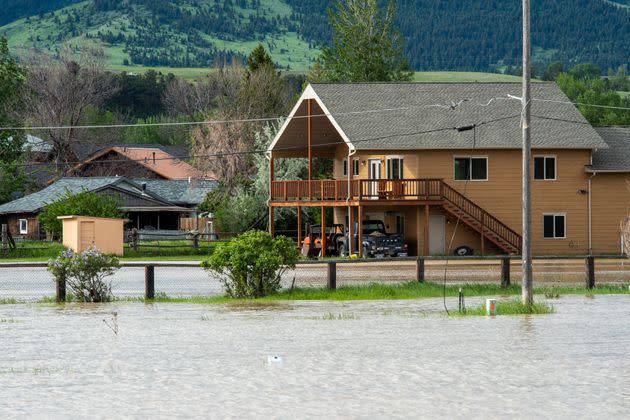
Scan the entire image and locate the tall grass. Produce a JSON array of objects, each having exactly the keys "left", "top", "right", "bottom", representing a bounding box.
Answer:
[{"left": 461, "top": 300, "right": 555, "bottom": 316}]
